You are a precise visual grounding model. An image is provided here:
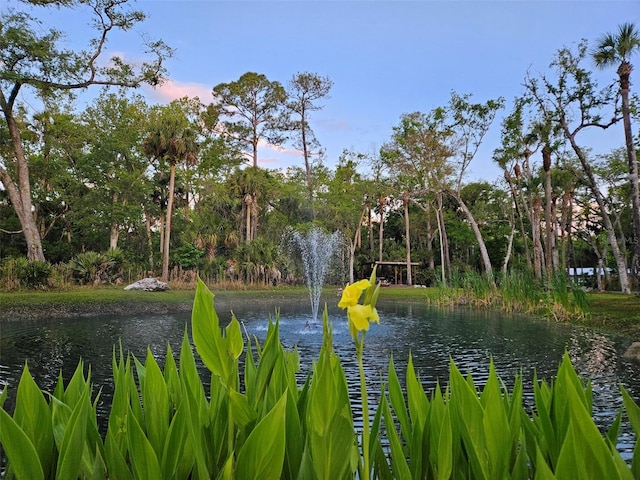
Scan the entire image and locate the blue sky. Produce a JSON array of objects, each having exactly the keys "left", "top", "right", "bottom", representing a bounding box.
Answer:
[{"left": 11, "top": 0, "right": 640, "bottom": 181}]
